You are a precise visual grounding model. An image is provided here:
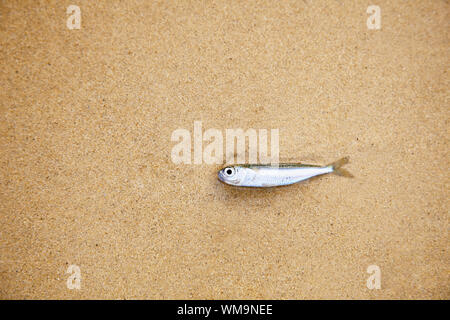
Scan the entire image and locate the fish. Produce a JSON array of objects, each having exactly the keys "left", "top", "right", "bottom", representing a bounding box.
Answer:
[{"left": 218, "top": 157, "right": 353, "bottom": 187}]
